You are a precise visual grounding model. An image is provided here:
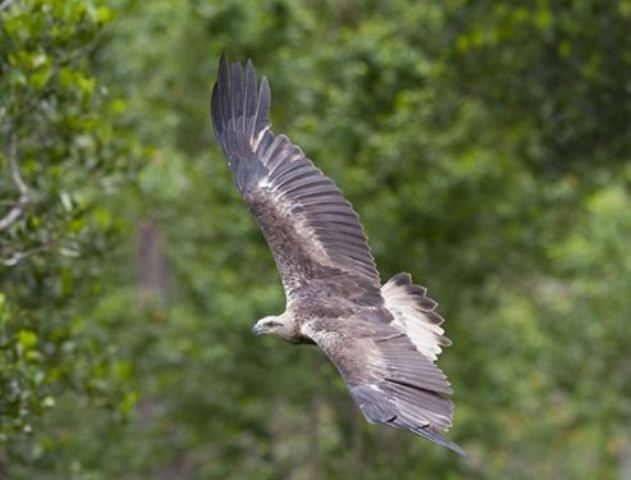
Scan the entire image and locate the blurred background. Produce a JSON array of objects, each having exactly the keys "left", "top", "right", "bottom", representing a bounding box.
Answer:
[{"left": 1, "top": 0, "right": 631, "bottom": 478}]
